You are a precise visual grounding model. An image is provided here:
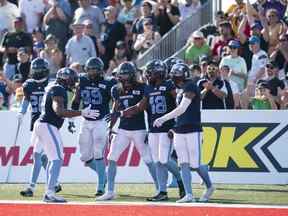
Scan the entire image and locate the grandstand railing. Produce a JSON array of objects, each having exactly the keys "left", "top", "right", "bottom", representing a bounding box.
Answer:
[{"left": 135, "top": 1, "right": 213, "bottom": 68}]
